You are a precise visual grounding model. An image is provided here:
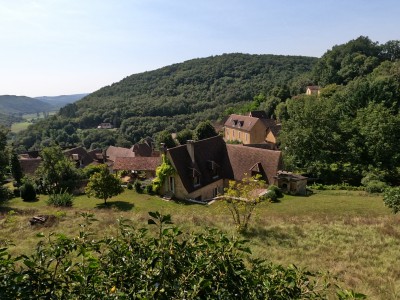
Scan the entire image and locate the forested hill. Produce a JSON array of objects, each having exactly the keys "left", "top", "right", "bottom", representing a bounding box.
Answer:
[
  {"left": 68, "top": 53, "right": 316, "bottom": 140},
  {"left": 0, "top": 95, "right": 53, "bottom": 115},
  {"left": 14, "top": 53, "right": 317, "bottom": 149}
]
